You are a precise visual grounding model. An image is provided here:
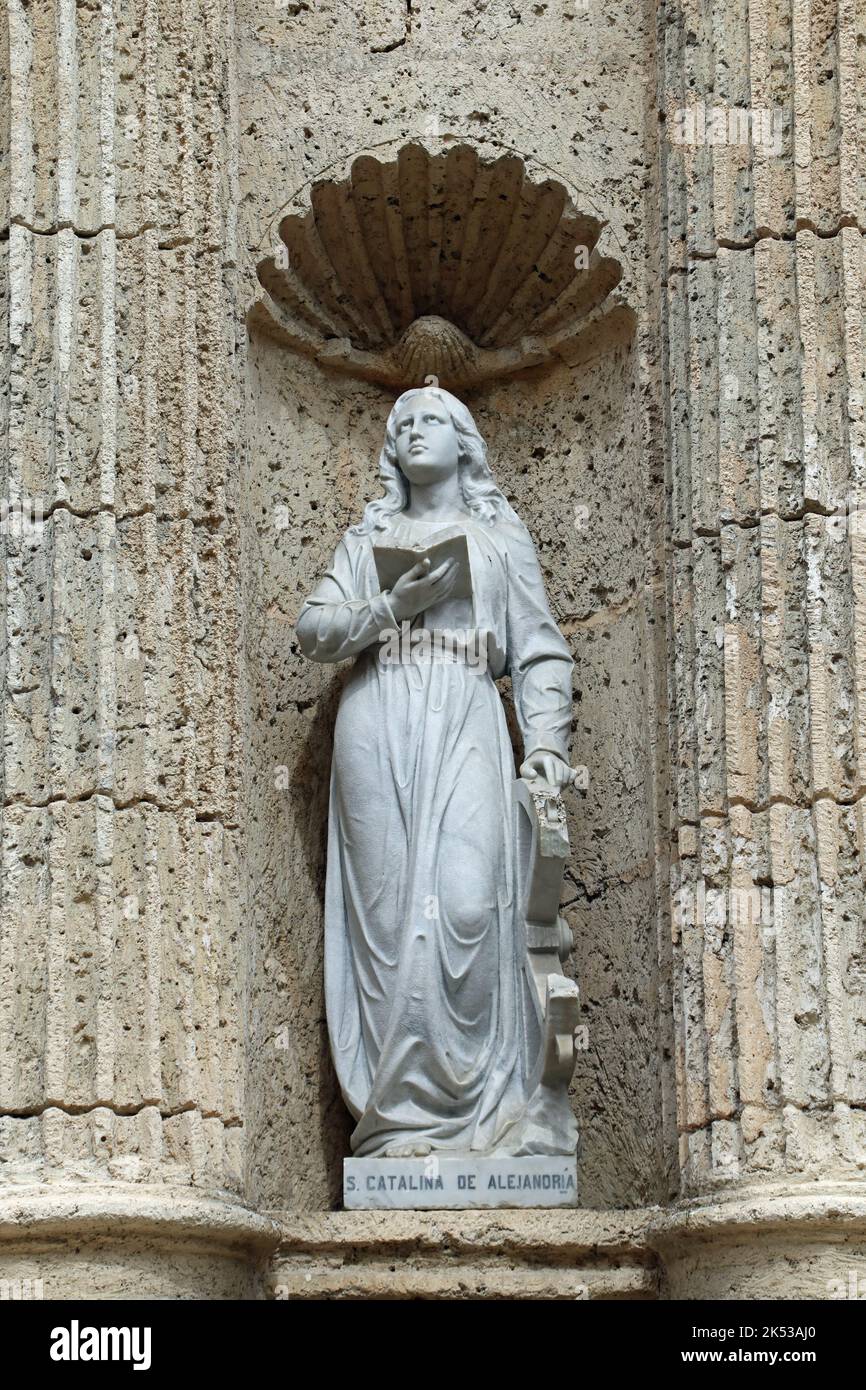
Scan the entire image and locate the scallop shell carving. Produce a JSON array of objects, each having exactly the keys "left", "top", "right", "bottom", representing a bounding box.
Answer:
[
  {"left": 395, "top": 316, "right": 479, "bottom": 384},
  {"left": 251, "top": 144, "right": 629, "bottom": 389}
]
